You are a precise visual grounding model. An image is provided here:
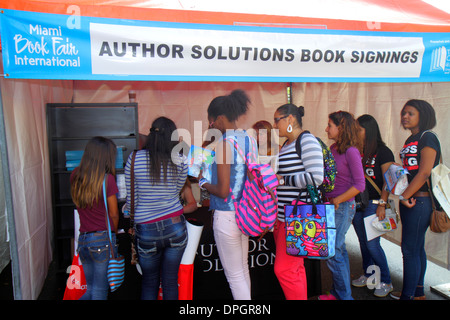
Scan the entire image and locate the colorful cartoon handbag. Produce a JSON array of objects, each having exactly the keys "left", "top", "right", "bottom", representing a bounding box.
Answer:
[{"left": 284, "top": 178, "right": 336, "bottom": 259}]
